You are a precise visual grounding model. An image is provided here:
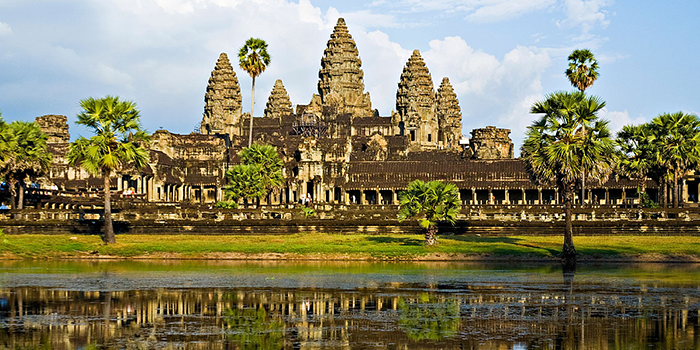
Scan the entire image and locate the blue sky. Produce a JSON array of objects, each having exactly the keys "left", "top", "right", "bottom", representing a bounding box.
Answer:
[{"left": 0, "top": 0, "right": 698, "bottom": 149}]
